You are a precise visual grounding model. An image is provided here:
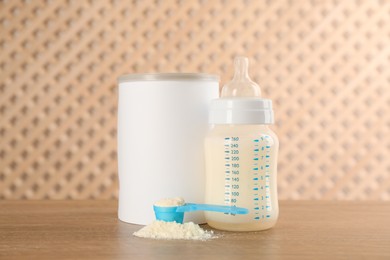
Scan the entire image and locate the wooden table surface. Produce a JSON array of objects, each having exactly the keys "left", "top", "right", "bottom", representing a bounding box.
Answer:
[{"left": 0, "top": 201, "right": 389, "bottom": 259}]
